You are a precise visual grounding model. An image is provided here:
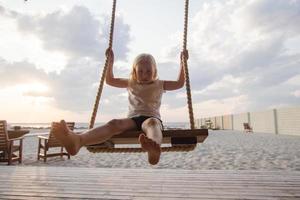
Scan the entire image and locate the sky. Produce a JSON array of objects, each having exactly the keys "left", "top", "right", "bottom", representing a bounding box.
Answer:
[{"left": 0, "top": 0, "right": 299, "bottom": 123}]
